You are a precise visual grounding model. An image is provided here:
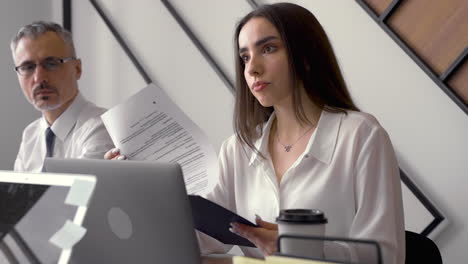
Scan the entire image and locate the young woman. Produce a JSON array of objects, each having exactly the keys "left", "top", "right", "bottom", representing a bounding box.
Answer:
[
  {"left": 107, "top": 3, "right": 404, "bottom": 263},
  {"left": 200, "top": 3, "right": 404, "bottom": 264}
]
